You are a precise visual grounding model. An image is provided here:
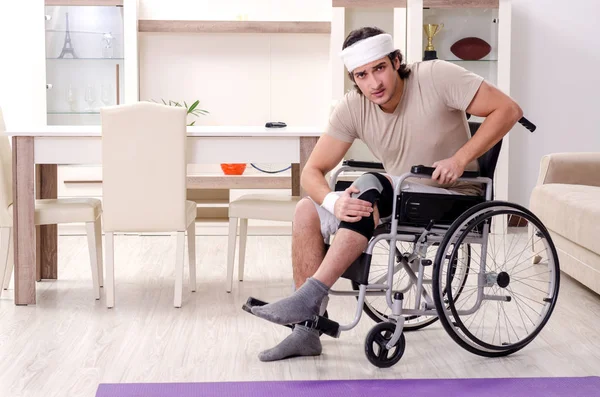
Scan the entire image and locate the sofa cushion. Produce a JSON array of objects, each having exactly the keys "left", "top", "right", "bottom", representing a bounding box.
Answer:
[{"left": 530, "top": 184, "right": 600, "bottom": 256}]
